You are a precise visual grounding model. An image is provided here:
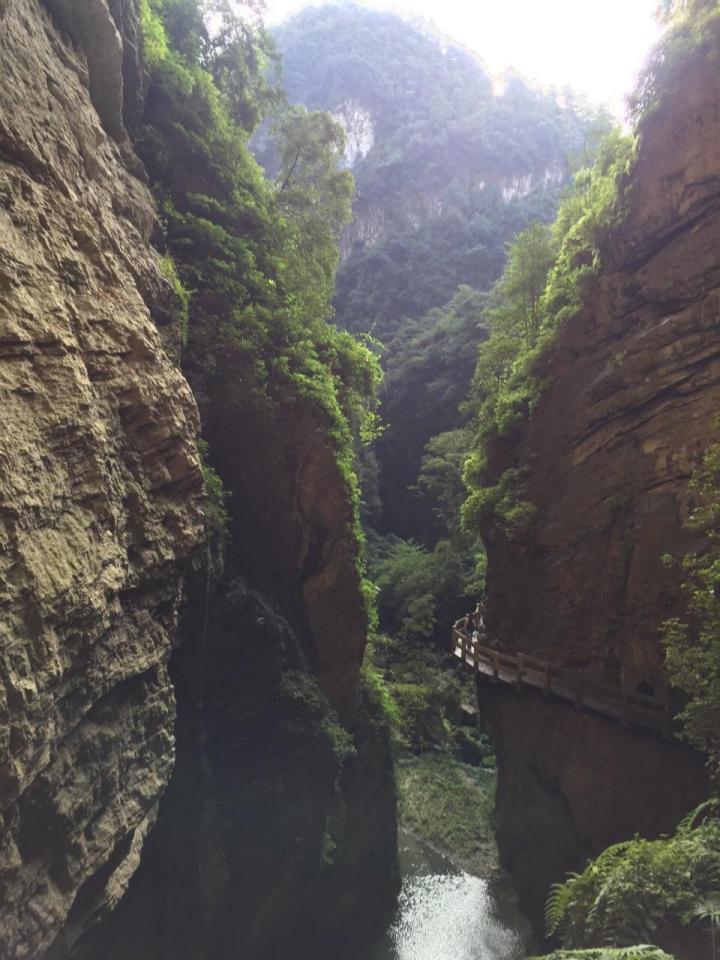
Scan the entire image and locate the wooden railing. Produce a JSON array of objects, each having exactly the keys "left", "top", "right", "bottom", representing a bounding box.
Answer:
[{"left": 452, "top": 622, "right": 673, "bottom": 737}]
